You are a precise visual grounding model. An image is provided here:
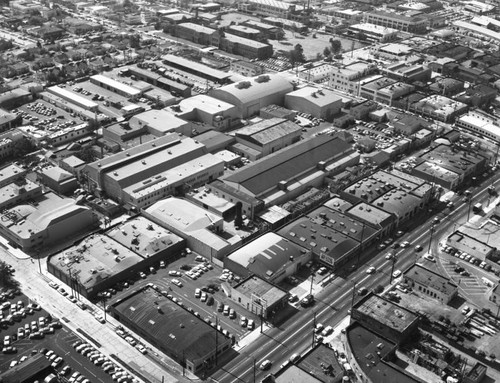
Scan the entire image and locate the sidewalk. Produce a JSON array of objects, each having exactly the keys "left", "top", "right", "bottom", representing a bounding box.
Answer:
[
  {"left": 233, "top": 323, "right": 272, "bottom": 352},
  {"left": 0, "top": 242, "right": 190, "bottom": 383}
]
